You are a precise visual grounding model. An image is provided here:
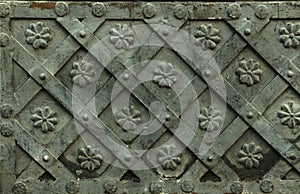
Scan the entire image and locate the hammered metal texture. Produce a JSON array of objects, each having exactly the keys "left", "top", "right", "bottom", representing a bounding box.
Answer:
[{"left": 0, "top": 1, "right": 300, "bottom": 194}]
